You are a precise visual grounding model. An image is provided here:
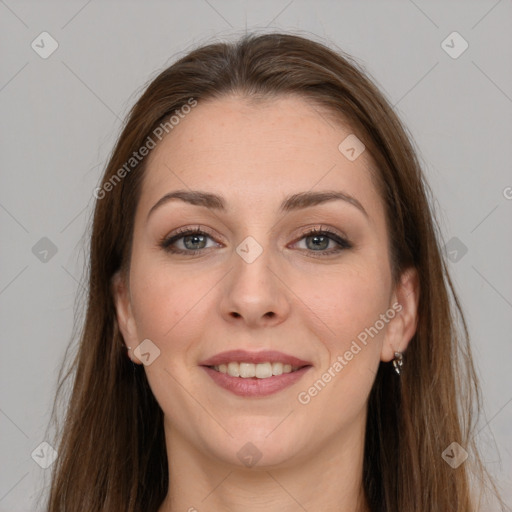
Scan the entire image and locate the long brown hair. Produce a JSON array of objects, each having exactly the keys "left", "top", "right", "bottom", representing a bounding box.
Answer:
[{"left": 45, "top": 32, "right": 502, "bottom": 511}]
